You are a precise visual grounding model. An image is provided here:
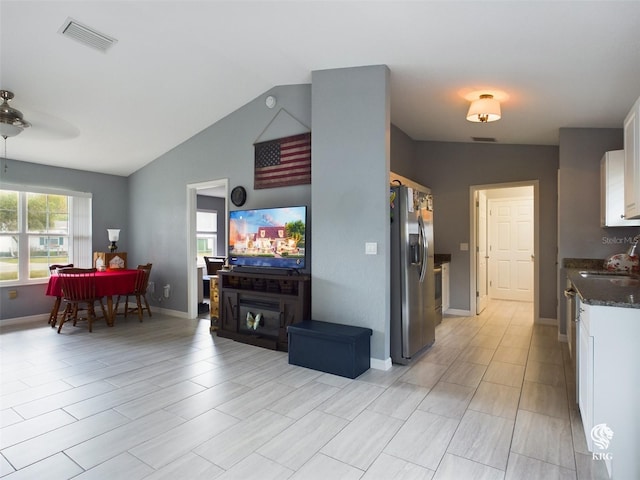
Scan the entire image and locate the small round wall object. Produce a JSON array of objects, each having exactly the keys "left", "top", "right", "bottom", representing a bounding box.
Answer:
[
  {"left": 230, "top": 186, "right": 247, "bottom": 207},
  {"left": 265, "top": 95, "right": 276, "bottom": 109}
]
